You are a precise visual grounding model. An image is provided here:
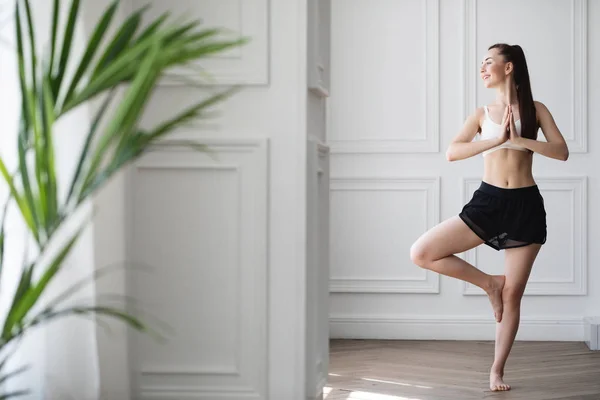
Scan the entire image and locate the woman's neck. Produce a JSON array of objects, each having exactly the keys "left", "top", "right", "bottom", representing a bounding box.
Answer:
[{"left": 495, "top": 79, "right": 518, "bottom": 106}]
